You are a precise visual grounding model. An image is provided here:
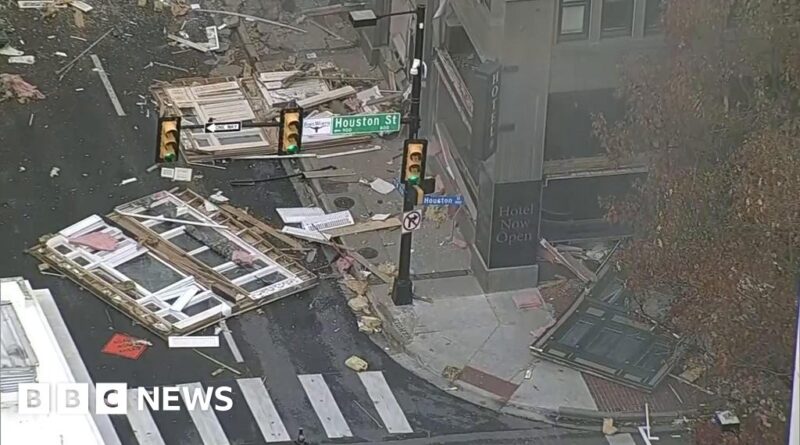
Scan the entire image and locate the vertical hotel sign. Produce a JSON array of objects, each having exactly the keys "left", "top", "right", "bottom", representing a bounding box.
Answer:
[{"left": 471, "top": 62, "right": 502, "bottom": 161}]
